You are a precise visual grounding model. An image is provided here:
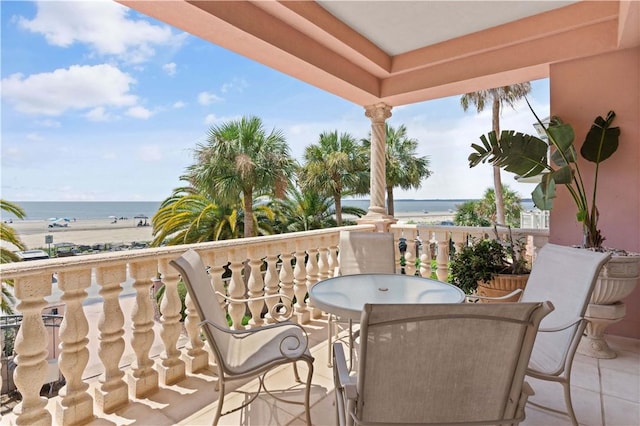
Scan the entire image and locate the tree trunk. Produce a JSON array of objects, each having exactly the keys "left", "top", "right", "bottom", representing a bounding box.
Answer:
[
  {"left": 334, "top": 193, "right": 343, "bottom": 226},
  {"left": 244, "top": 190, "right": 254, "bottom": 238},
  {"left": 386, "top": 186, "right": 394, "bottom": 216},
  {"left": 492, "top": 98, "right": 506, "bottom": 225}
]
